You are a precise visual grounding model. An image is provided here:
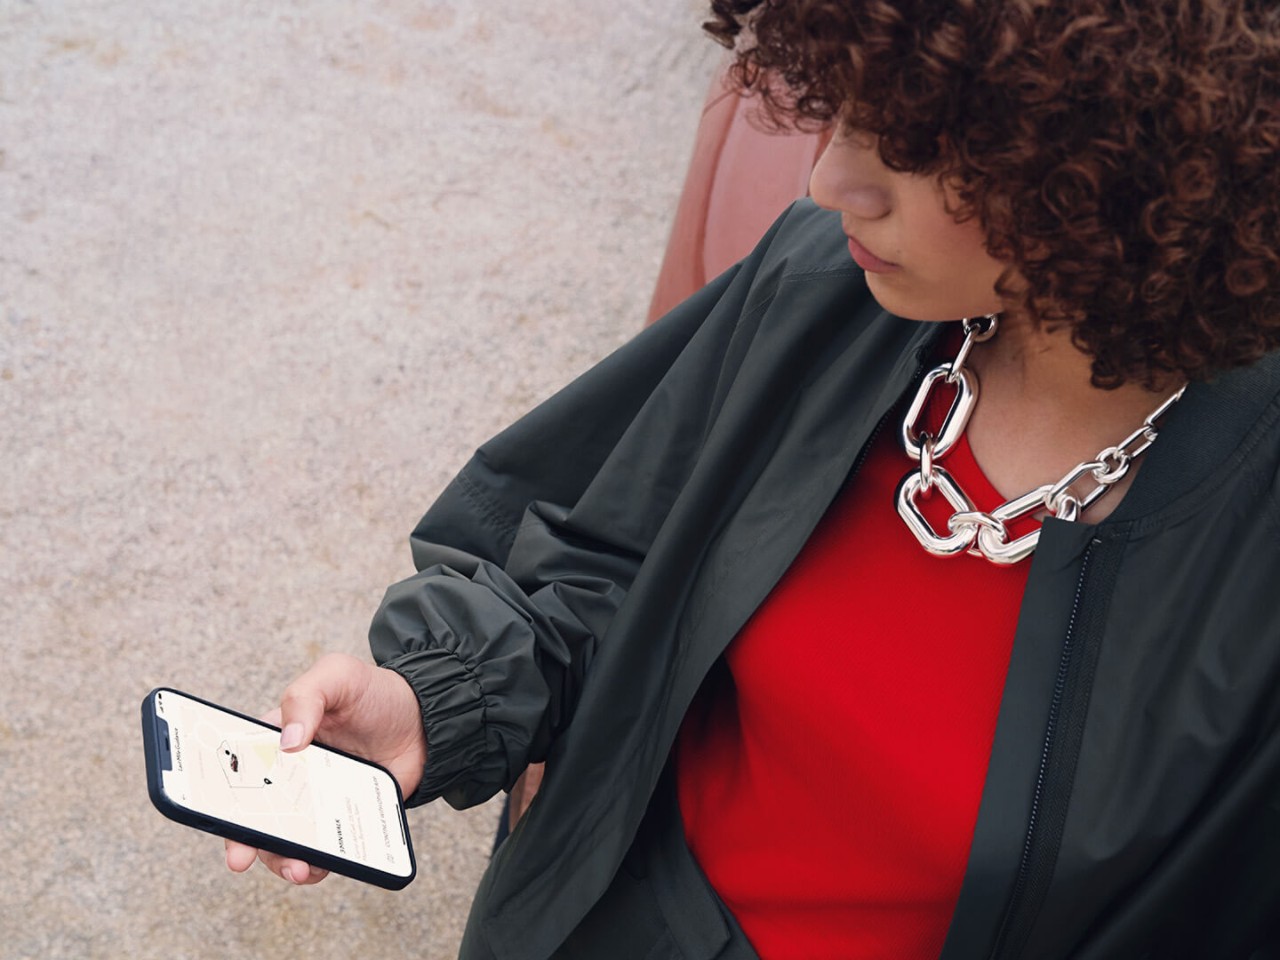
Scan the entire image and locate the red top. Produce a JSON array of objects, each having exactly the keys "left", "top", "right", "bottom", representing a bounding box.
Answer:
[{"left": 676, "top": 377, "right": 1033, "bottom": 959}]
